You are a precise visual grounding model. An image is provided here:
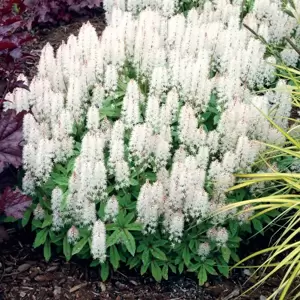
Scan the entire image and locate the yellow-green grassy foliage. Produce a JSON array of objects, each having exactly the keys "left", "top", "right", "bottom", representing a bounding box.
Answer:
[{"left": 218, "top": 65, "right": 300, "bottom": 300}]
